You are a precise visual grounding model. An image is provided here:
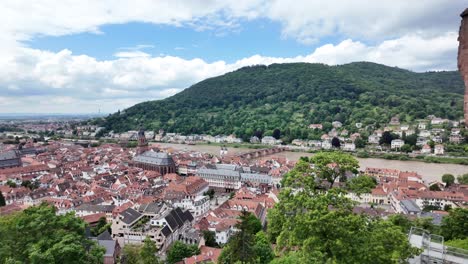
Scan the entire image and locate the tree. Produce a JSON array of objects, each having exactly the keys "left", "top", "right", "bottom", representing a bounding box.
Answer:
[
  {"left": 203, "top": 230, "right": 219, "bottom": 248},
  {"left": 445, "top": 238, "right": 468, "bottom": 250},
  {"left": 253, "top": 231, "right": 274, "bottom": 264},
  {"left": 347, "top": 175, "right": 377, "bottom": 195},
  {"left": 404, "top": 134, "right": 418, "bottom": 146},
  {"left": 442, "top": 174, "right": 455, "bottom": 187},
  {"left": 310, "top": 151, "right": 359, "bottom": 188},
  {"left": 441, "top": 208, "right": 468, "bottom": 241},
  {"left": 91, "top": 217, "right": 111, "bottom": 237},
  {"left": 273, "top": 129, "right": 281, "bottom": 140},
  {"left": 218, "top": 211, "right": 261, "bottom": 263},
  {"left": 401, "top": 144, "right": 412, "bottom": 153},
  {"left": 204, "top": 189, "right": 215, "bottom": 200},
  {"left": 0, "top": 192, "right": 5, "bottom": 207},
  {"left": 331, "top": 137, "right": 341, "bottom": 148},
  {"left": 6, "top": 180, "right": 16, "bottom": 188},
  {"left": 380, "top": 131, "right": 393, "bottom": 145},
  {"left": 0, "top": 203, "right": 105, "bottom": 263},
  {"left": 354, "top": 138, "right": 366, "bottom": 148},
  {"left": 122, "top": 244, "right": 142, "bottom": 264},
  {"left": 166, "top": 241, "right": 200, "bottom": 264},
  {"left": 267, "top": 188, "right": 420, "bottom": 264},
  {"left": 457, "top": 174, "right": 468, "bottom": 184},
  {"left": 429, "top": 184, "right": 441, "bottom": 191},
  {"left": 140, "top": 237, "right": 160, "bottom": 264}
]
